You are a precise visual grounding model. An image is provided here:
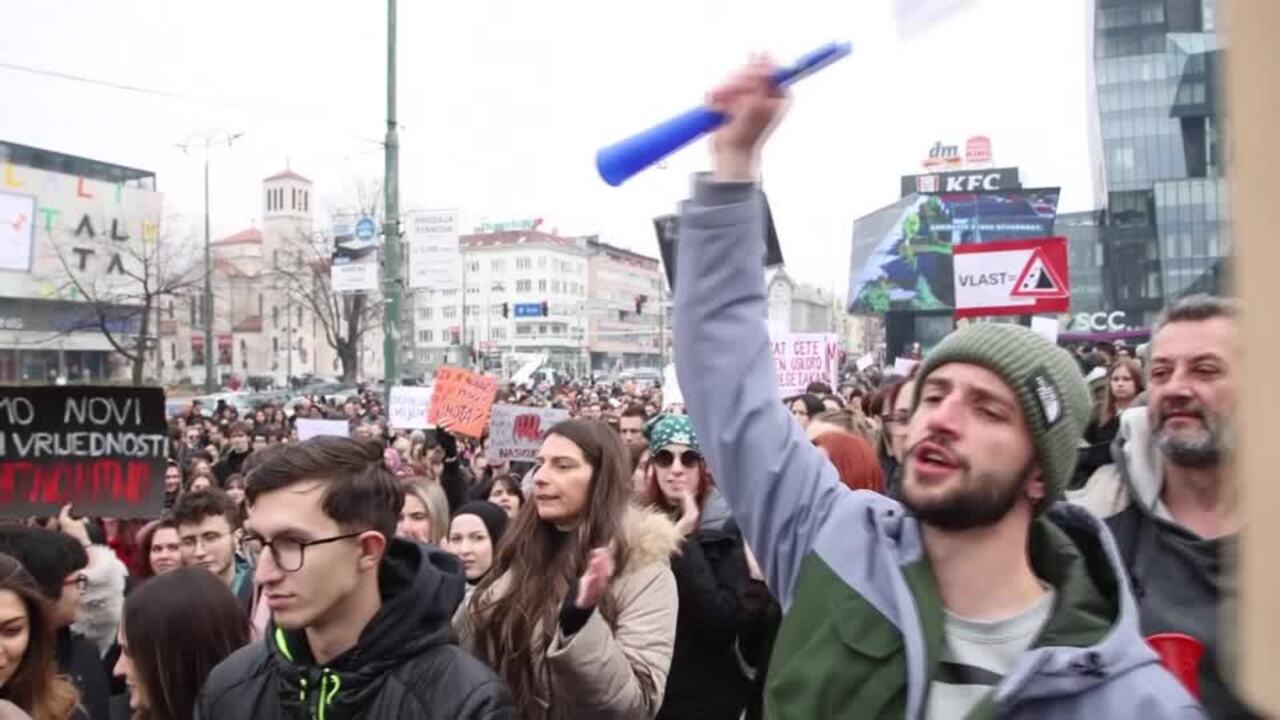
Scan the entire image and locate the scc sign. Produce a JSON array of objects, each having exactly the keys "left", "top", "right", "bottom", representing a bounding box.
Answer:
[{"left": 1068, "top": 311, "right": 1130, "bottom": 332}]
